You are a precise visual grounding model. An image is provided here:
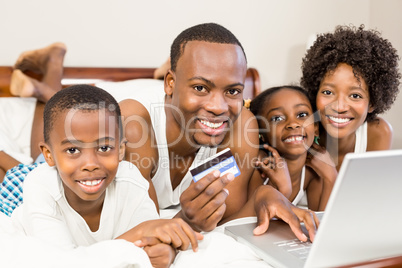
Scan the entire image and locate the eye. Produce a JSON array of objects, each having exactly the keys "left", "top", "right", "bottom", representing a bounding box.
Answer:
[
  {"left": 350, "top": 93, "right": 362, "bottom": 99},
  {"left": 98, "top": 146, "right": 113, "bottom": 153},
  {"left": 321, "top": 90, "right": 332, "bottom": 95},
  {"left": 194, "top": 85, "right": 207, "bottom": 93},
  {"left": 270, "top": 115, "right": 284, "bottom": 123},
  {"left": 66, "top": 147, "right": 80, "bottom": 155},
  {"left": 297, "top": 112, "right": 309, "bottom": 118},
  {"left": 227, "top": 88, "right": 241, "bottom": 96}
]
